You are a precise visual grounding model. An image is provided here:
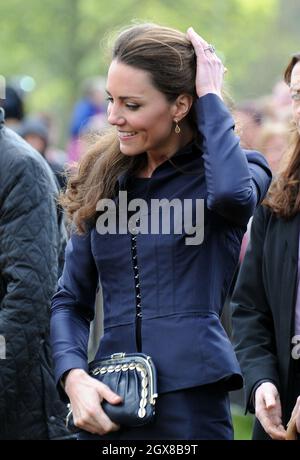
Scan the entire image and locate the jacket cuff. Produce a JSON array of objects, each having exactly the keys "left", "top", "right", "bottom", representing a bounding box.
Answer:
[
  {"left": 195, "top": 93, "right": 234, "bottom": 130},
  {"left": 55, "top": 359, "right": 89, "bottom": 402}
]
